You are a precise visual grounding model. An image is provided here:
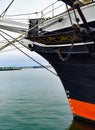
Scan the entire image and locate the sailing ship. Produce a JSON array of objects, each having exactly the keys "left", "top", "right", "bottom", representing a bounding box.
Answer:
[{"left": 0, "top": 0, "right": 95, "bottom": 124}]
